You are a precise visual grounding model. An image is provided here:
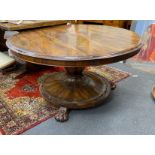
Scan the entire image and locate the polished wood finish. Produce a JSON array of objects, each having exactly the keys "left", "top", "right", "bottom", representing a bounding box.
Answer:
[
  {"left": 0, "top": 20, "right": 68, "bottom": 31},
  {"left": 6, "top": 24, "right": 142, "bottom": 121},
  {"left": 40, "top": 67, "right": 111, "bottom": 109},
  {"left": 0, "top": 20, "right": 68, "bottom": 51},
  {"left": 7, "top": 24, "right": 142, "bottom": 67}
]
